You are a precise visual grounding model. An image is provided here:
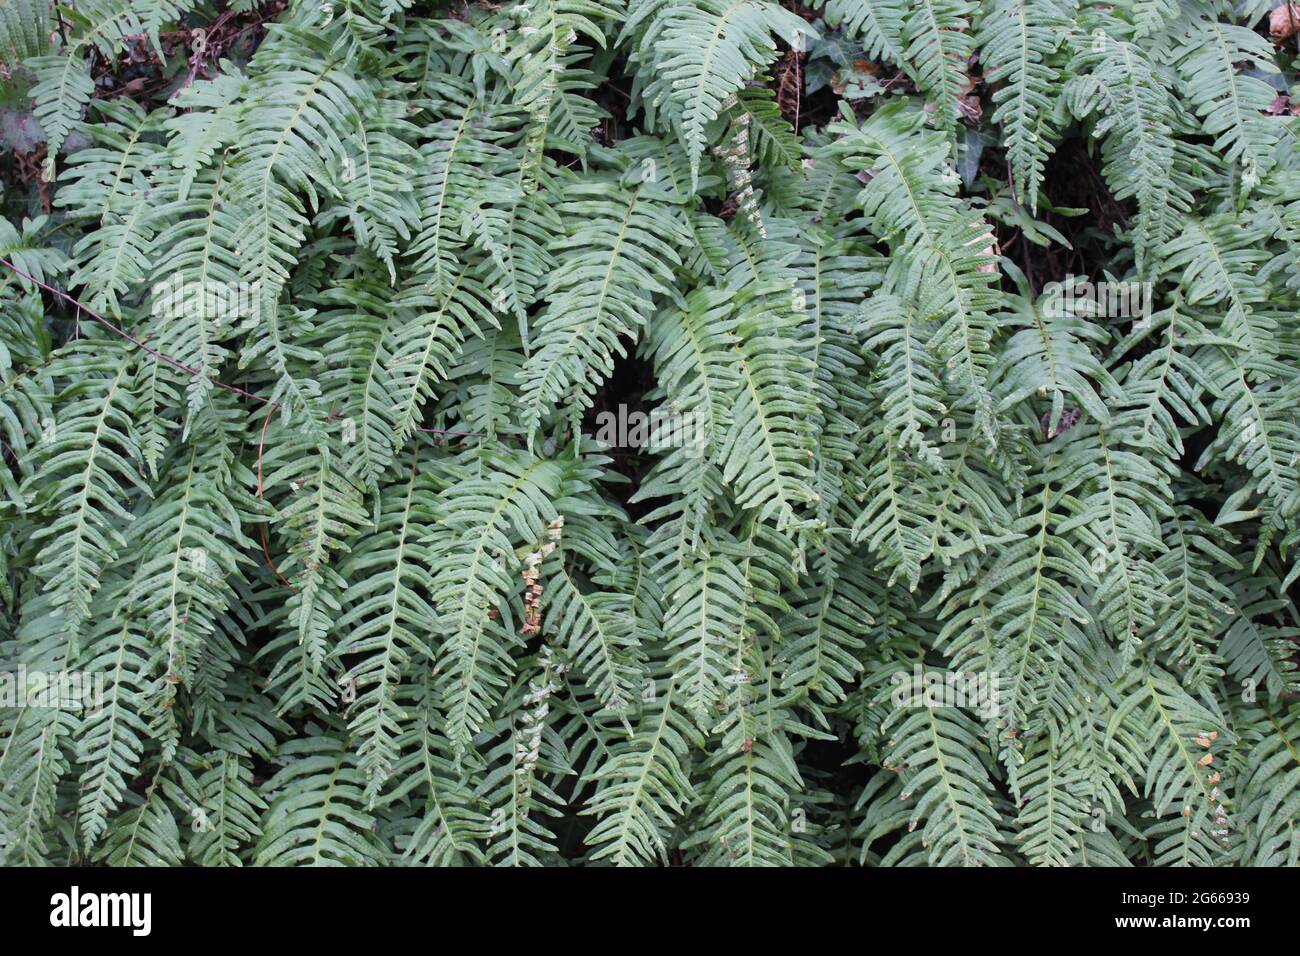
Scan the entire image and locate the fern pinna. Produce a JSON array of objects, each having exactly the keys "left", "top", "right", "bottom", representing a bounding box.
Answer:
[{"left": 0, "top": 0, "right": 1298, "bottom": 867}]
